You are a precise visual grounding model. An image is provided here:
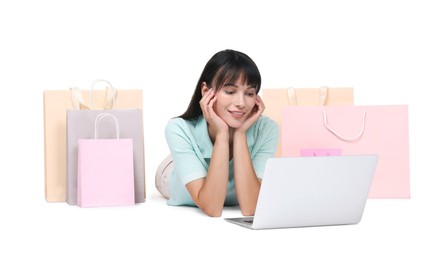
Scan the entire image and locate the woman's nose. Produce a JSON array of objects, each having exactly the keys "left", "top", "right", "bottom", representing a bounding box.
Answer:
[{"left": 235, "top": 94, "right": 245, "bottom": 108}]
